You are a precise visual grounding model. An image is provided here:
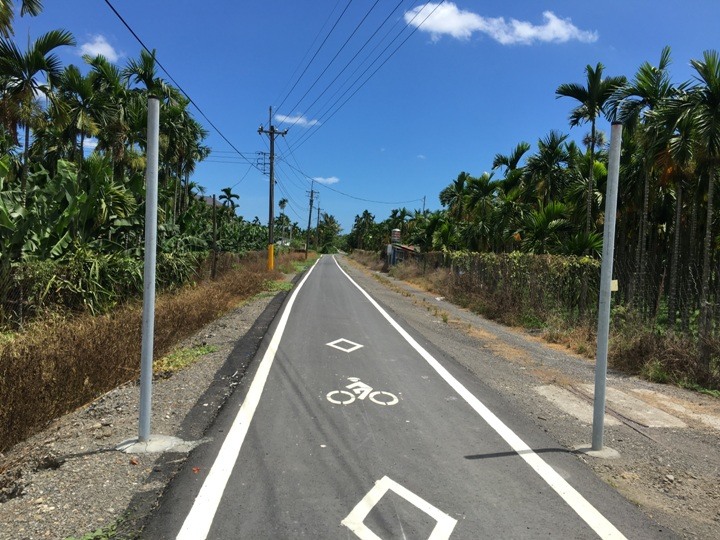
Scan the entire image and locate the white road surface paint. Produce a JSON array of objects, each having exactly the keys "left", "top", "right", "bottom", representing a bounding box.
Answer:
[
  {"left": 326, "top": 377, "right": 399, "bottom": 406},
  {"left": 326, "top": 337, "right": 364, "bottom": 353},
  {"left": 175, "top": 258, "right": 320, "bottom": 540},
  {"left": 342, "top": 476, "right": 457, "bottom": 540},
  {"left": 332, "top": 256, "right": 627, "bottom": 540}
]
